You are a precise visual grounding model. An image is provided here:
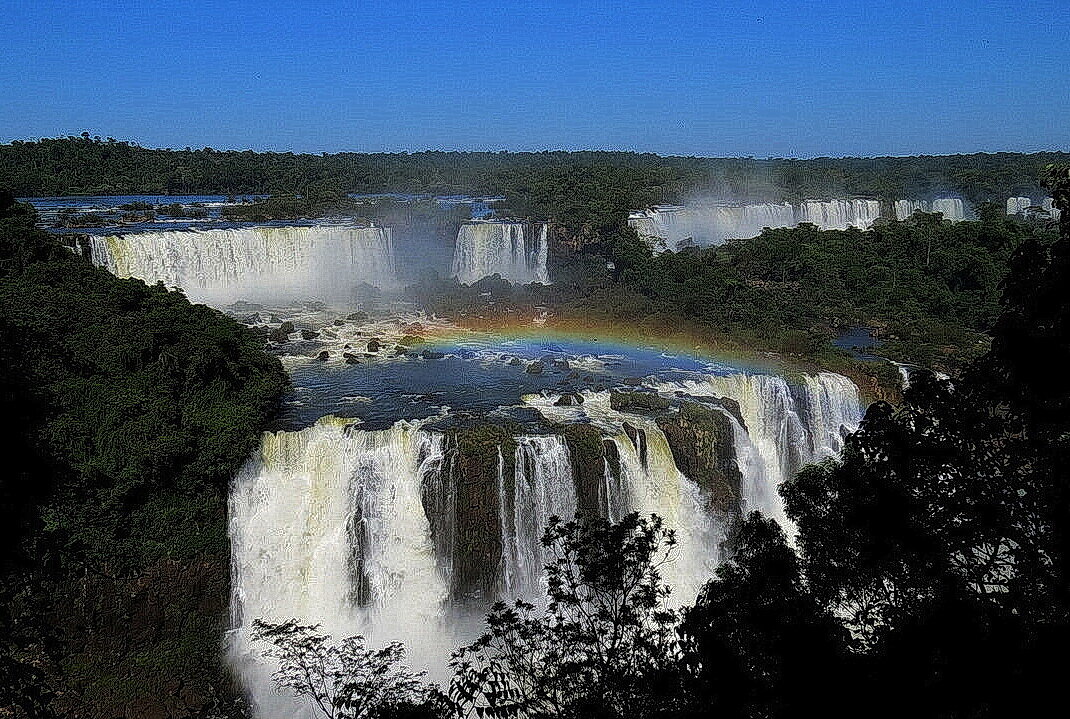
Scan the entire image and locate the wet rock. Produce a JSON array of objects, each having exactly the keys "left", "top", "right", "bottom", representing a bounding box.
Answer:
[
  {"left": 333, "top": 318, "right": 346, "bottom": 326},
  {"left": 621, "top": 377, "right": 644, "bottom": 386},
  {"left": 398, "top": 334, "right": 425, "bottom": 346},
  {"left": 278, "top": 321, "right": 296, "bottom": 335},
  {"left": 526, "top": 361, "right": 545, "bottom": 375},
  {"left": 622, "top": 422, "right": 648, "bottom": 466},
  {"left": 270, "top": 314, "right": 283, "bottom": 323},
  {"left": 421, "top": 349, "right": 445, "bottom": 360},
  {"left": 343, "top": 352, "right": 360, "bottom": 365},
  {"left": 346, "top": 311, "right": 369, "bottom": 323},
  {"left": 508, "top": 357, "right": 522, "bottom": 366},
  {"left": 551, "top": 359, "right": 571, "bottom": 371},
  {"left": 554, "top": 393, "right": 585, "bottom": 406},
  {"left": 655, "top": 402, "right": 742, "bottom": 514},
  {"left": 367, "top": 339, "right": 382, "bottom": 353},
  {"left": 315, "top": 350, "right": 330, "bottom": 361},
  {"left": 610, "top": 390, "right": 671, "bottom": 413},
  {"left": 300, "top": 329, "right": 319, "bottom": 341},
  {"left": 268, "top": 327, "right": 290, "bottom": 343}
]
